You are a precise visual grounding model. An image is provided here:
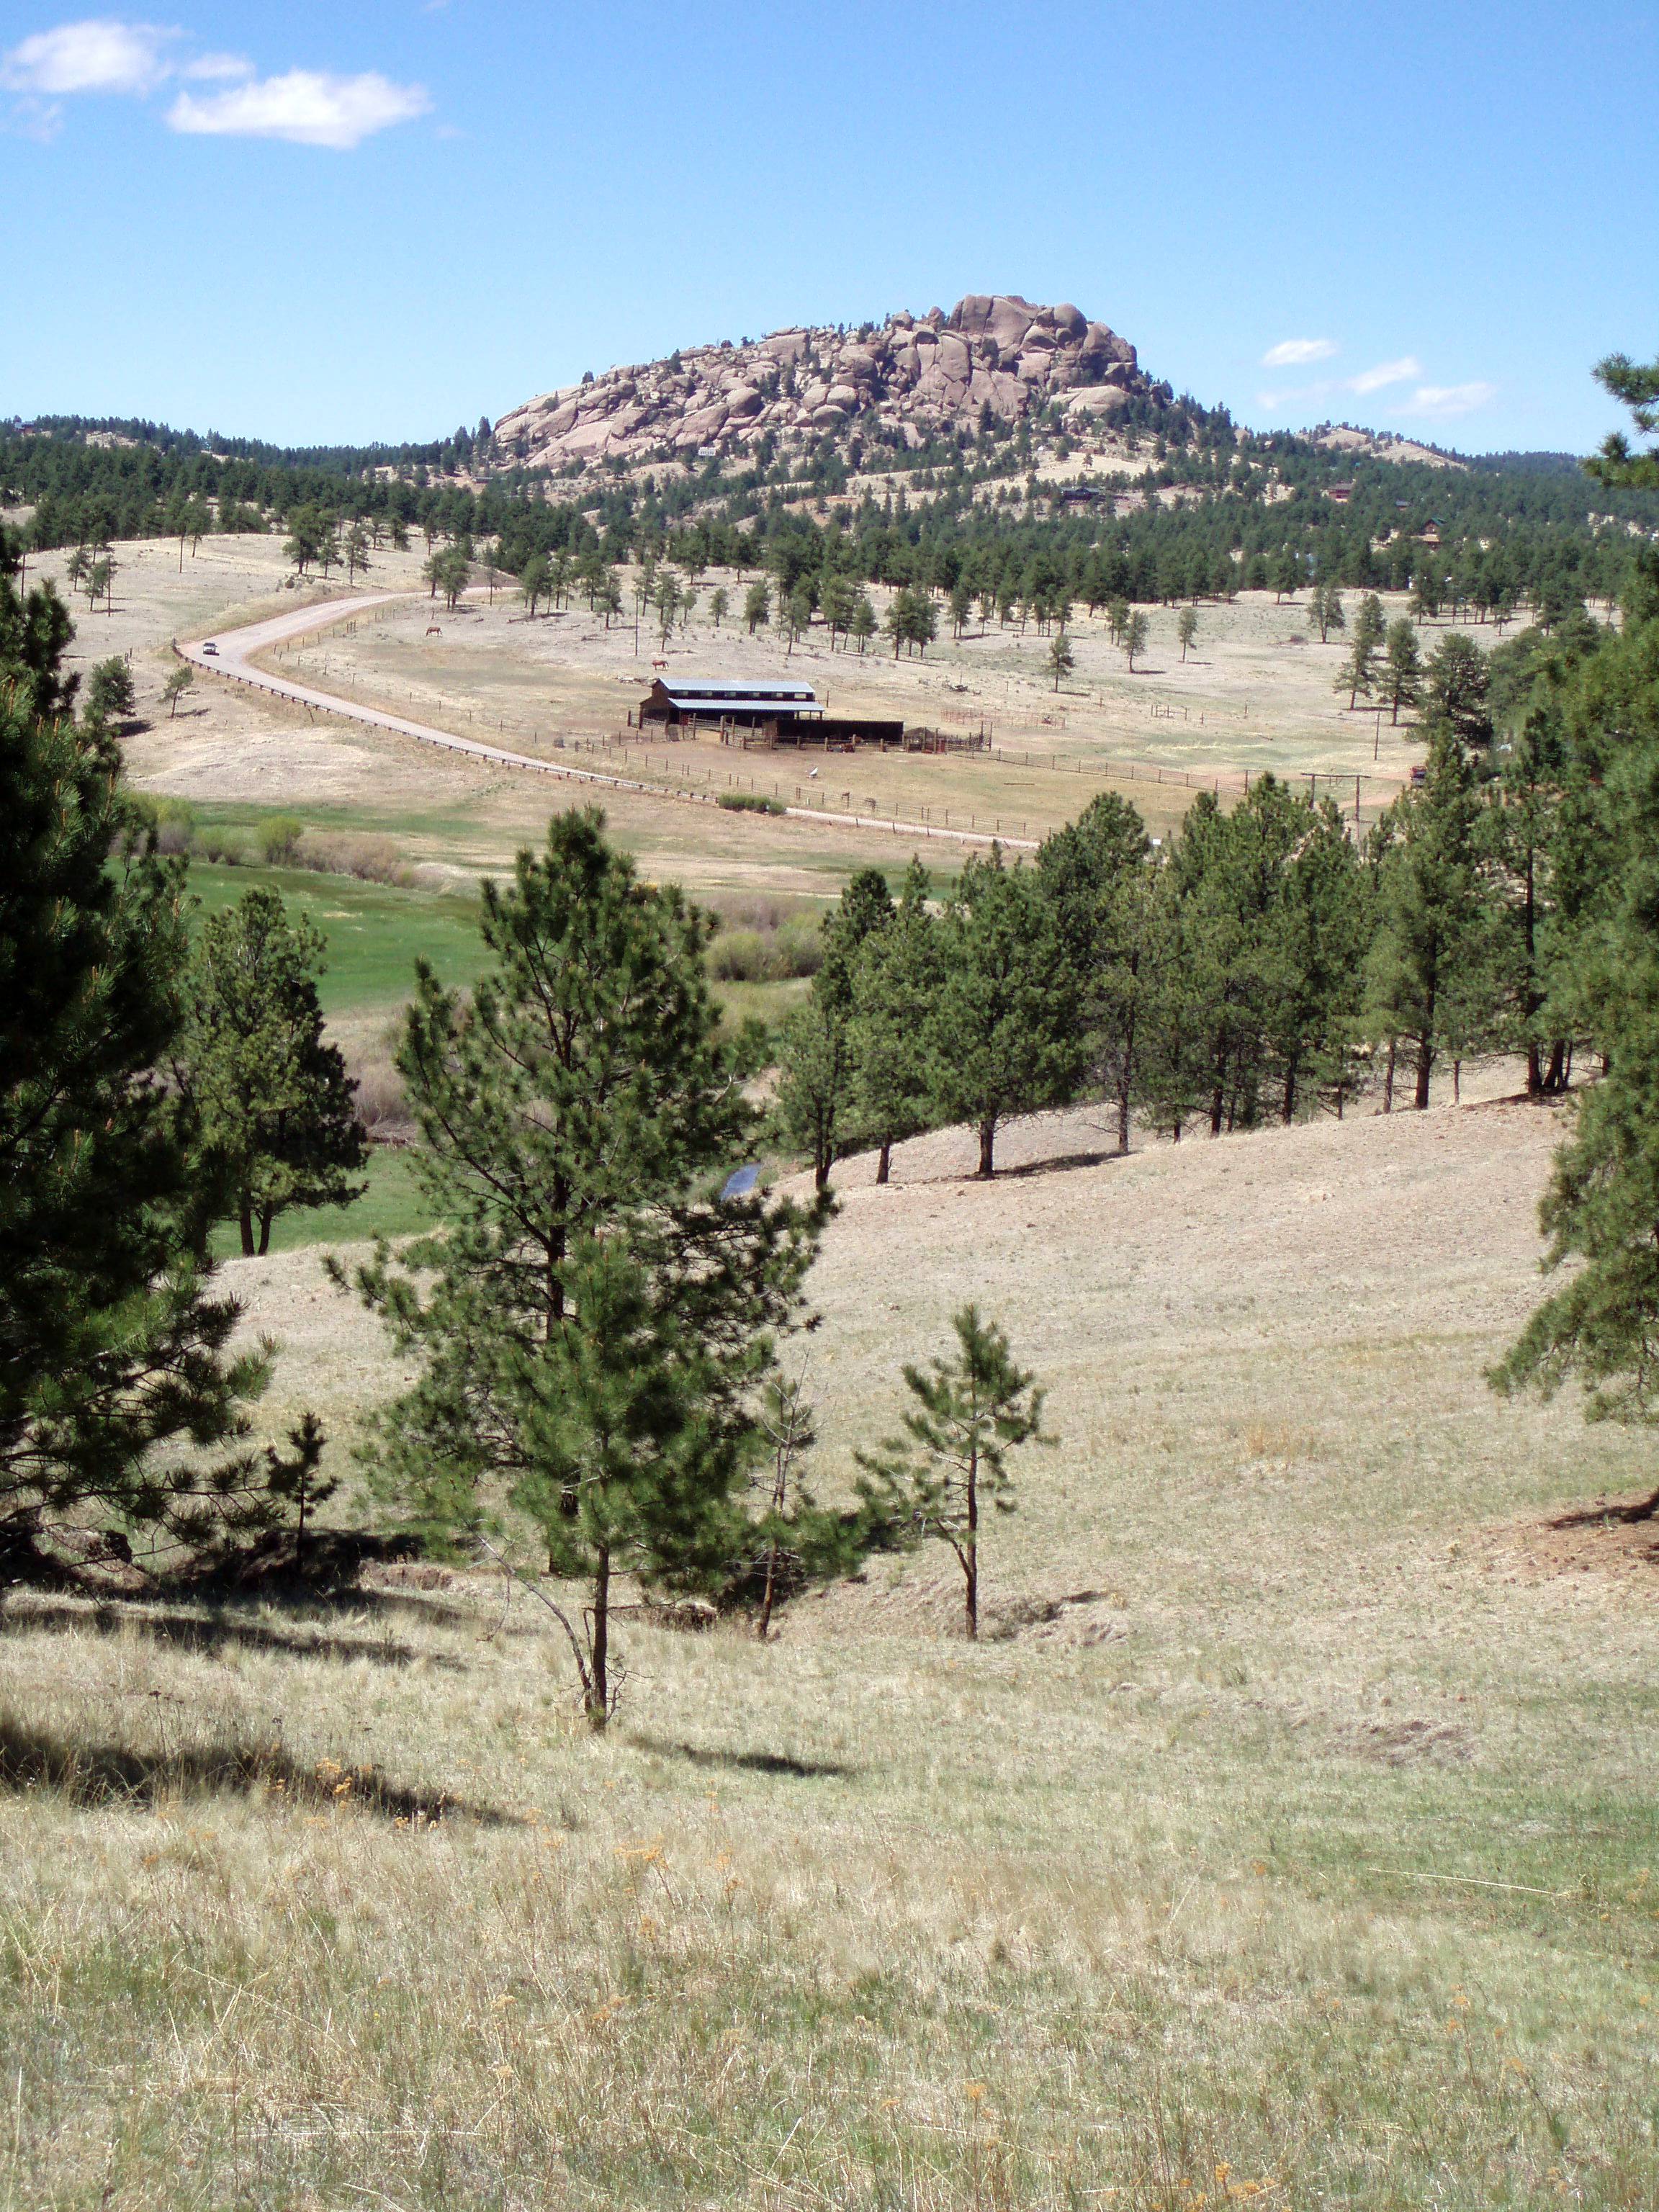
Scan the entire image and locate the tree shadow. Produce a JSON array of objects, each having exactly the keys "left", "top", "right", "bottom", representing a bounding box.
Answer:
[
  {"left": 1549, "top": 1489, "right": 1659, "bottom": 1530},
  {"left": 628, "top": 1733, "right": 857, "bottom": 1781},
  {"left": 0, "top": 1714, "right": 508, "bottom": 1823},
  {"left": 997, "top": 1148, "right": 1121, "bottom": 1179},
  {"left": 0, "top": 1599, "right": 465, "bottom": 1671}
]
